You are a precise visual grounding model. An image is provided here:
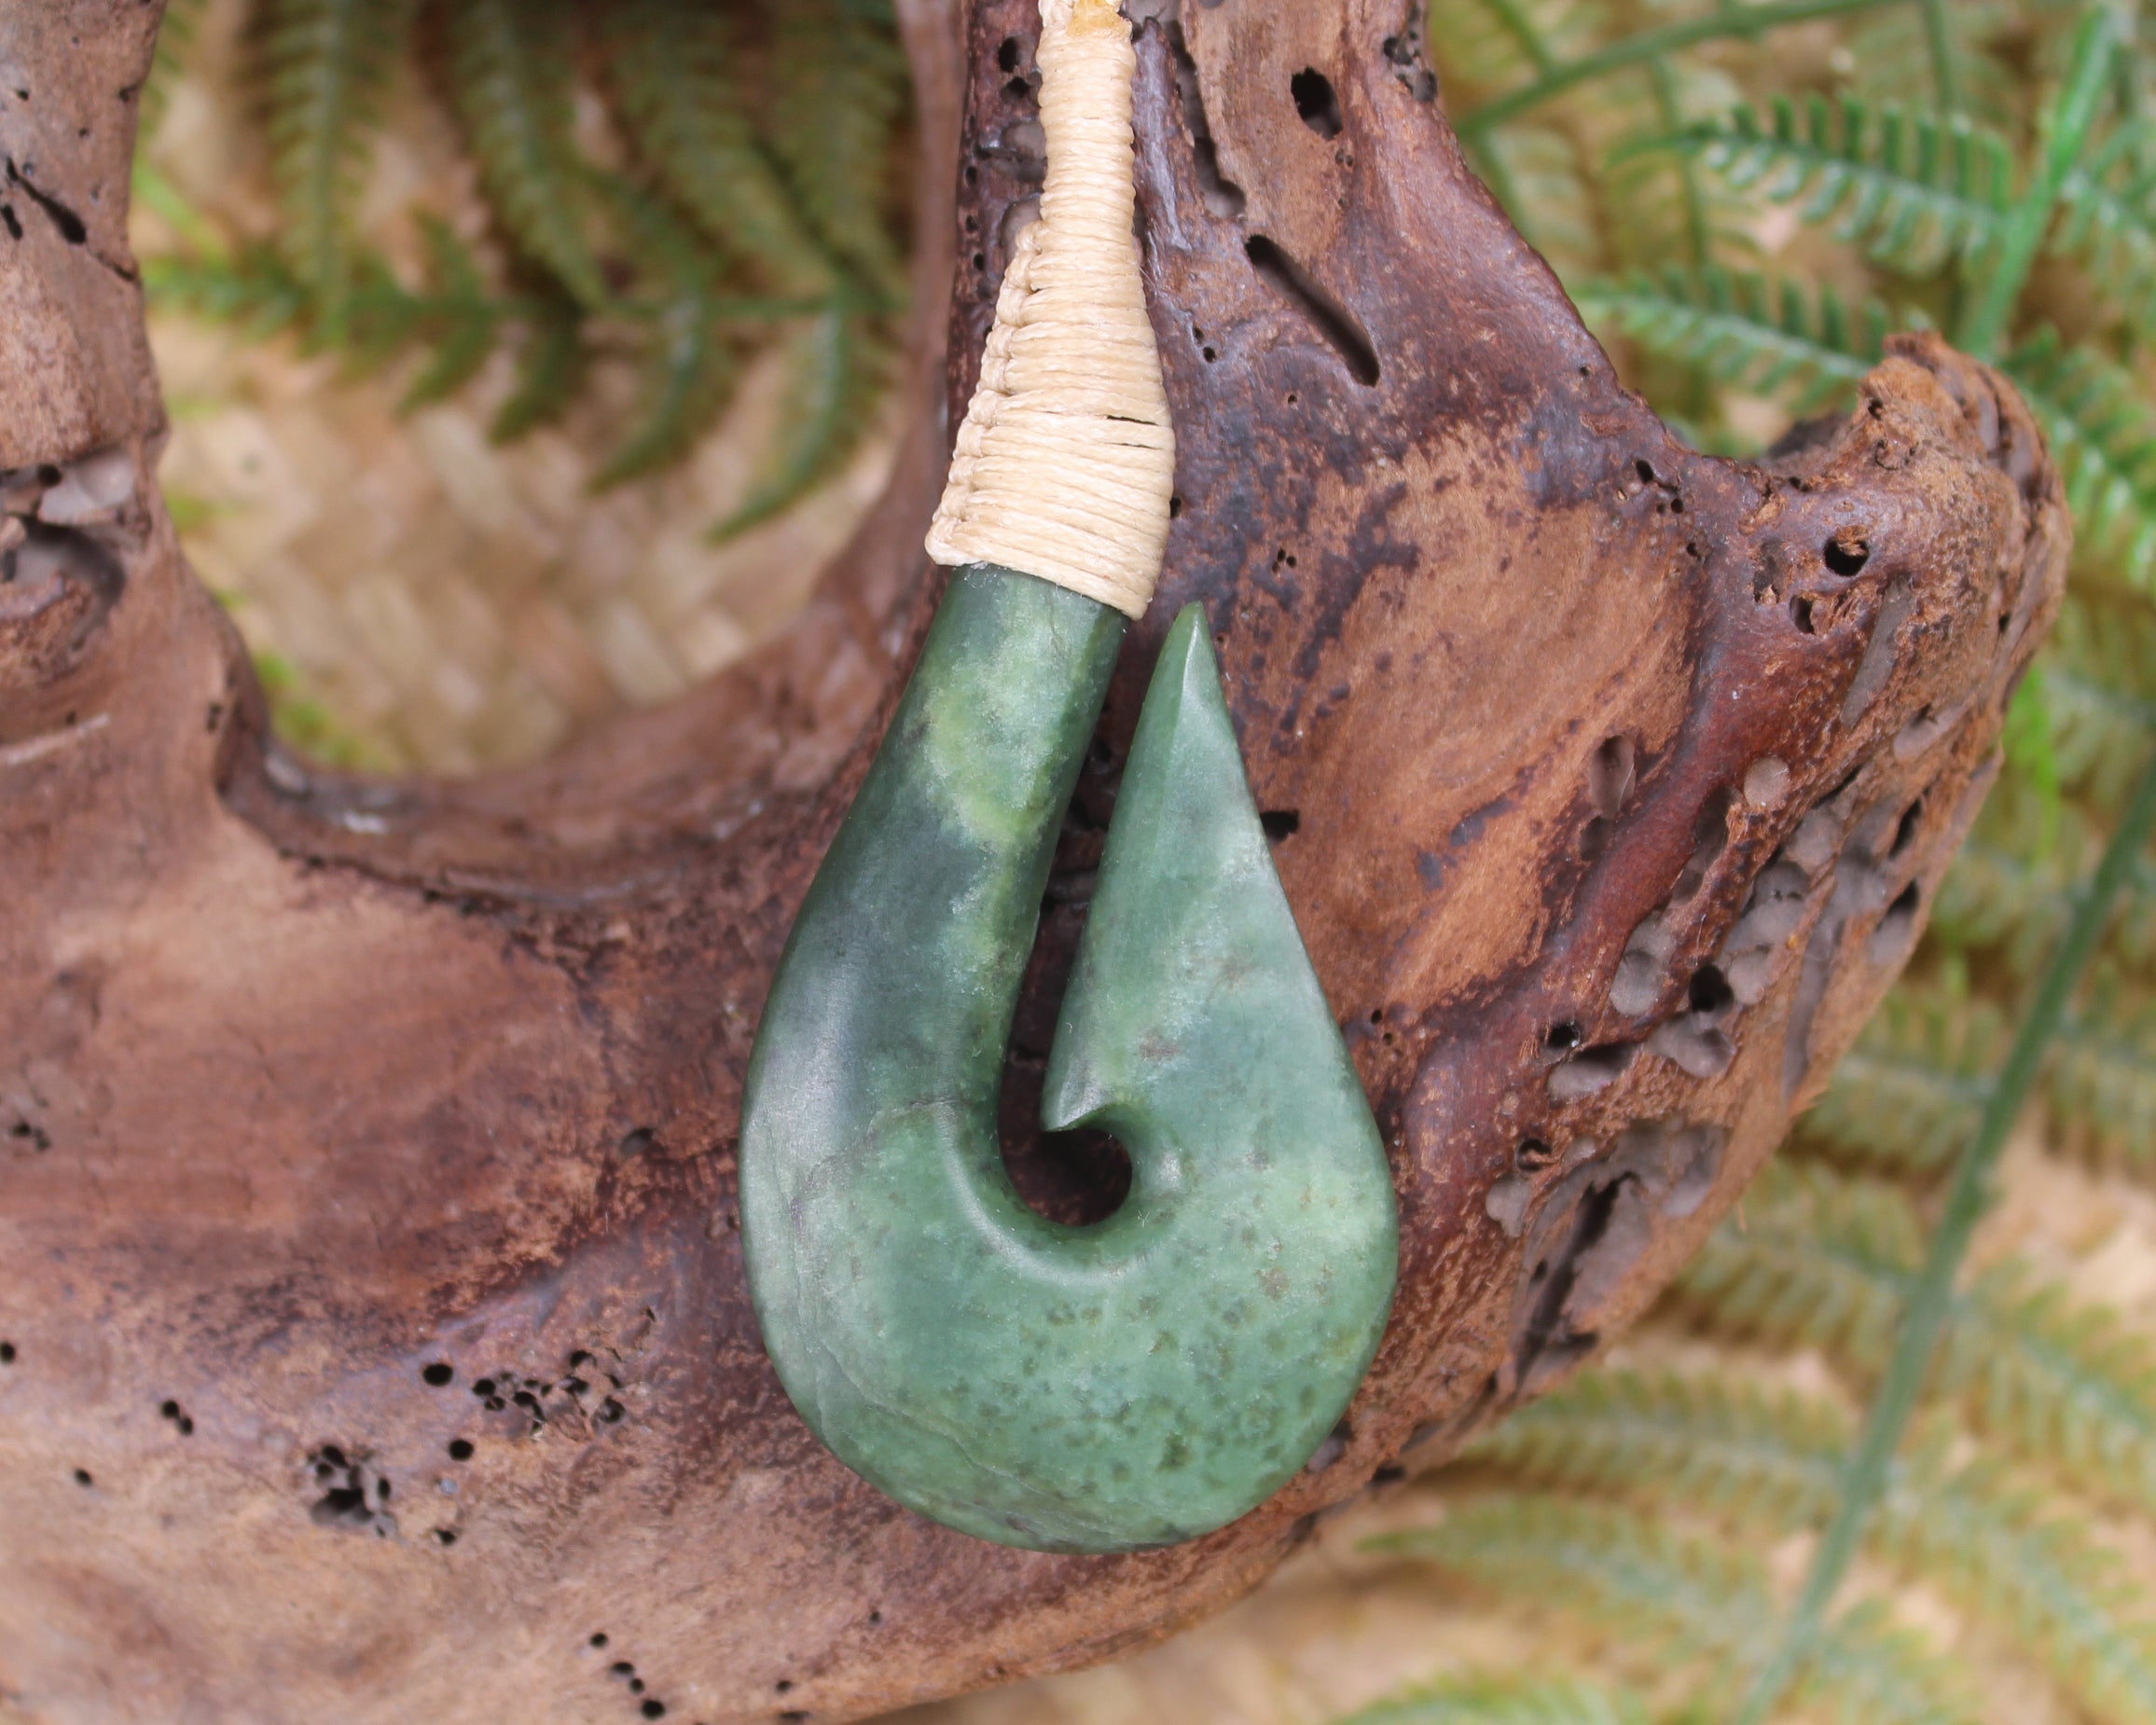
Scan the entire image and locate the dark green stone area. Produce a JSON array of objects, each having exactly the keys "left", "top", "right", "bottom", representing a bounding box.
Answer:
[{"left": 740, "top": 564, "right": 1398, "bottom": 1553}]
